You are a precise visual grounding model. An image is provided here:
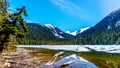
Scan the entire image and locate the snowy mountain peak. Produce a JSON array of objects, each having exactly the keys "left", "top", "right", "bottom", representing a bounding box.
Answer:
[
  {"left": 80, "top": 27, "right": 90, "bottom": 33},
  {"left": 66, "top": 27, "right": 90, "bottom": 36},
  {"left": 44, "top": 24, "right": 55, "bottom": 29},
  {"left": 44, "top": 24, "right": 65, "bottom": 39},
  {"left": 108, "top": 8, "right": 120, "bottom": 16},
  {"left": 88, "top": 9, "right": 120, "bottom": 33},
  {"left": 66, "top": 31, "right": 77, "bottom": 36}
]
